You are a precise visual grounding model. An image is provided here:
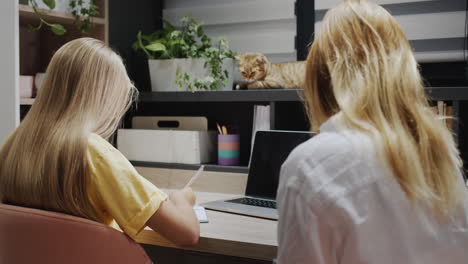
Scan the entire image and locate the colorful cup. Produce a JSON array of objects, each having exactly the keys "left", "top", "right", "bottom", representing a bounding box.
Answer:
[{"left": 218, "top": 134, "right": 240, "bottom": 166}]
